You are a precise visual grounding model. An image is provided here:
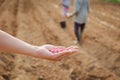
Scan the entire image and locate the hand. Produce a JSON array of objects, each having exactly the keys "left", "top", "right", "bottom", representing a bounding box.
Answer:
[
  {"left": 66, "top": 13, "right": 73, "bottom": 18},
  {"left": 34, "top": 44, "right": 78, "bottom": 61}
]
